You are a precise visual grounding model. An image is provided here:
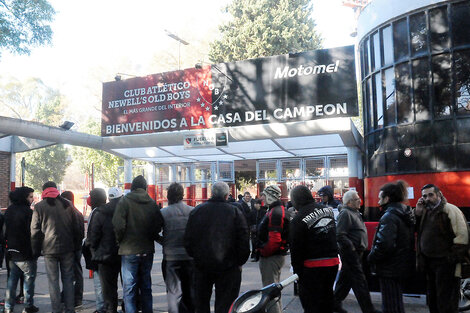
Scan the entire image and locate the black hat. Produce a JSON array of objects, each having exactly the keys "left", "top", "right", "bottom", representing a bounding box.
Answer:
[{"left": 131, "top": 175, "right": 147, "bottom": 191}]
